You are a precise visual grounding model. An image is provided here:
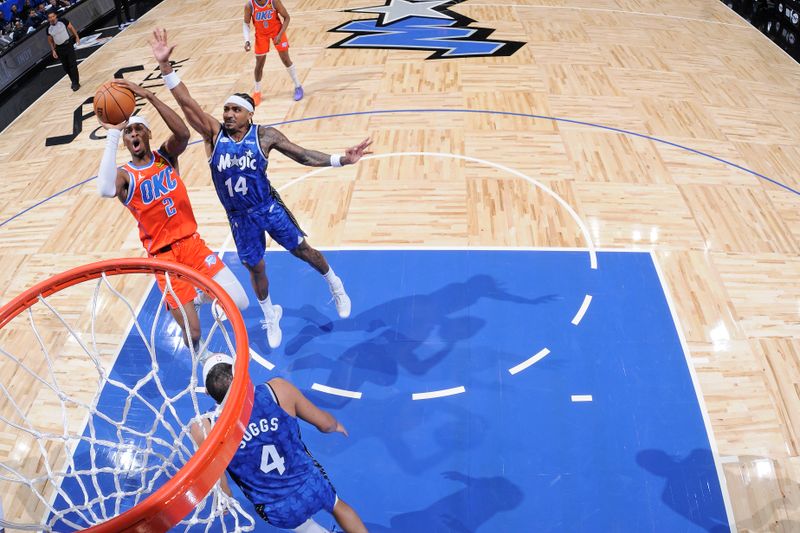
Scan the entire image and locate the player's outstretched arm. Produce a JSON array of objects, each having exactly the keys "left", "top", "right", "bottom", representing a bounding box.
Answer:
[
  {"left": 96, "top": 120, "right": 131, "bottom": 202},
  {"left": 259, "top": 127, "right": 373, "bottom": 168},
  {"left": 269, "top": 378, "right": 349, "bottom": 436},
  {"left": 112, "top": 79, "right": 190, "bottom": 160},
  {"left": 150, "top": 28, "right": 220, "bottom": 144}
]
